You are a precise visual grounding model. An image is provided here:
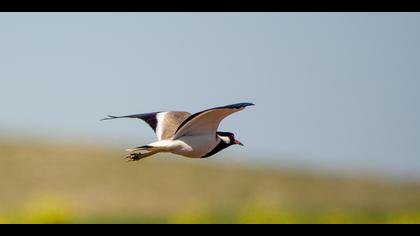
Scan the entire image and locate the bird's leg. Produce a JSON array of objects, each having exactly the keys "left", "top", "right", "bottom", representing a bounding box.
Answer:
[
  {"left": 125, "top": 150, "right": 159, "bottom": 162},
  {"left": 125, "top": 152, "right": 142, "bottom": 161}
]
